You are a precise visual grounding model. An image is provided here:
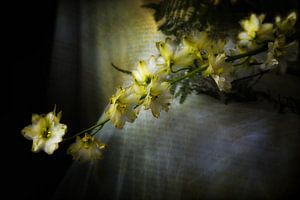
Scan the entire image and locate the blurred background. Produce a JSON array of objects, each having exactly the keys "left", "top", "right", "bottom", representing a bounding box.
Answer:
[{"left": 11, "top": 0, "right": 299, "bottom": 200}]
